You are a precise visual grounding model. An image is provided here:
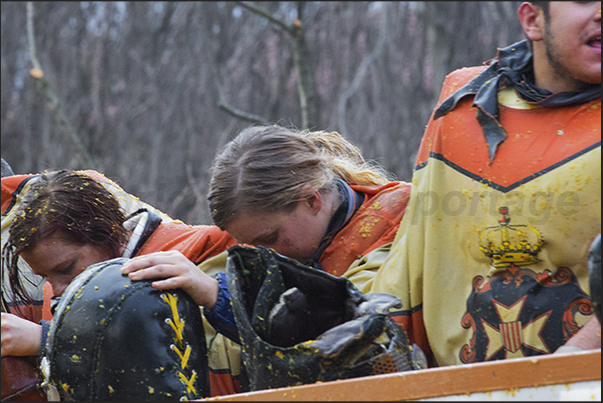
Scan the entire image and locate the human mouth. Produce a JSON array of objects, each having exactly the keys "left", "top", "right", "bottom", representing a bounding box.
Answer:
[{"left": 587, "top": 33, "right": 601, "bottom": 50}]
